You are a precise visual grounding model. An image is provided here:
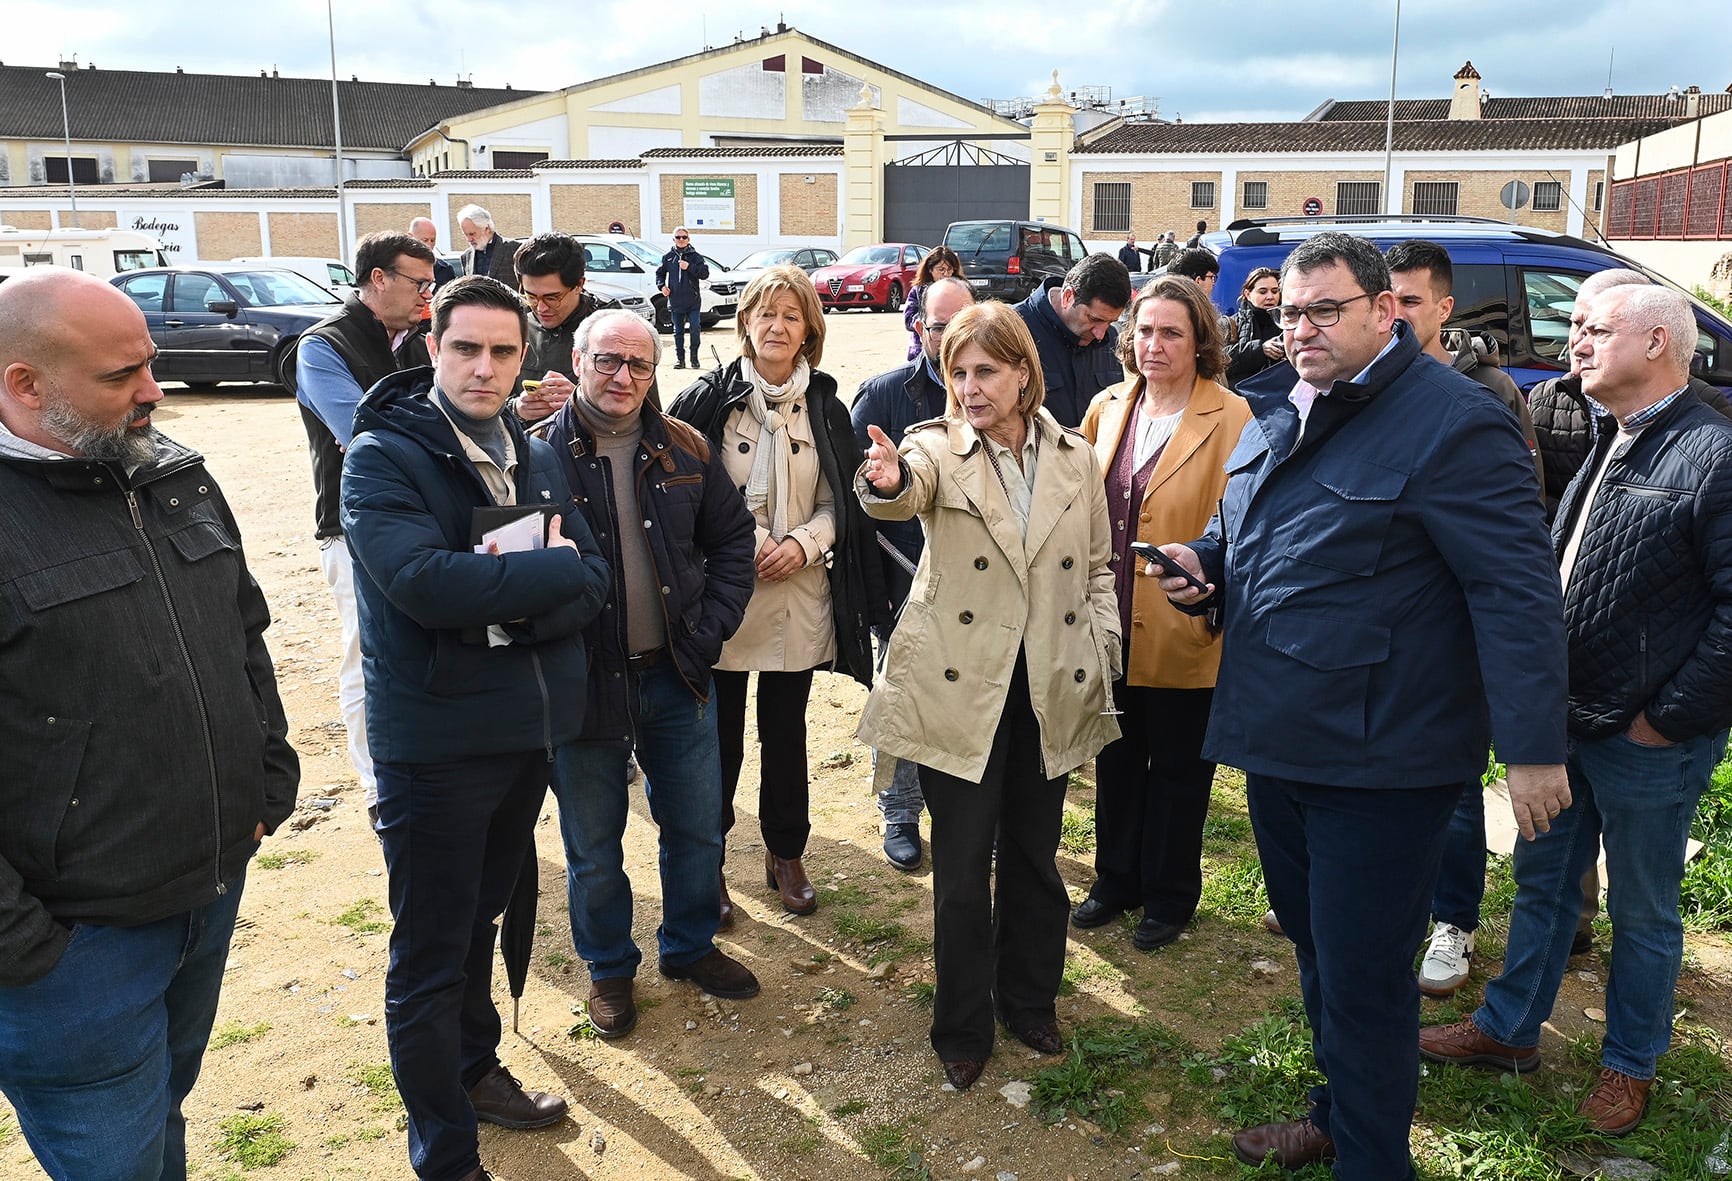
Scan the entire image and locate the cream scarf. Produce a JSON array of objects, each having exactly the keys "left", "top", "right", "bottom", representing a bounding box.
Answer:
[{"left": 740, "top": 356, "right": 810, "bottom": 540}]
